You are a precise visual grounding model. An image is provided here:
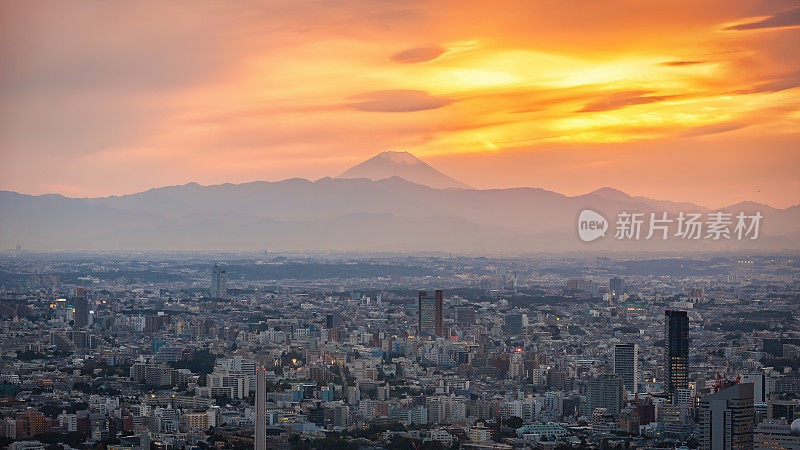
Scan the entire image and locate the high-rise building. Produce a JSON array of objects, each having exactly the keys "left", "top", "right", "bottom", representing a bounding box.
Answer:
[
  {"left": 504, "top": 314, "right": 526, "bottom": 334},
  {"left": 614, "top": 343, "right": 638, "bottom": 394},
  {"left": 210, "top": 263, "right": 227, "bottom": 299},
  {"left": 418, "top": 290, "right": 444, "bottom": 337},
  {"left": 609, "top": 276, "right": 625, "bottom": 295},
  {"left": 754, "top": 419, "right": 800, "bottom": 450},
  {"left": 67, "top": 330, "right": 90, "bottom": 349},
  {"left": 742, "top": 373, "right": 771, "bottom": 403},
  {"left": 699, "top": 383, "right": 754, "bottom": 450},
  {"left": 326, "top": 312, "right": 341, "bottom": 329},
  {"left": 326, "top": 311, "right": 342, "bottom": 341},
  {"left": 665, "top": 310, "right": 689, "bottom": 401},
  {"left": 769, "top": 401, "right": 800, "bottom": 422},
  {"left": 586, "top": 374, "right": 624, "bottom": 416},
  {"left": 567, "top": 278, "right": 594, "bottom": 293},
  {"left": 255, "top": 367, "right": 266, "bottom": 450},
  {"left": 73, "top": 287, "right": 89, "bottom": 329}
]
